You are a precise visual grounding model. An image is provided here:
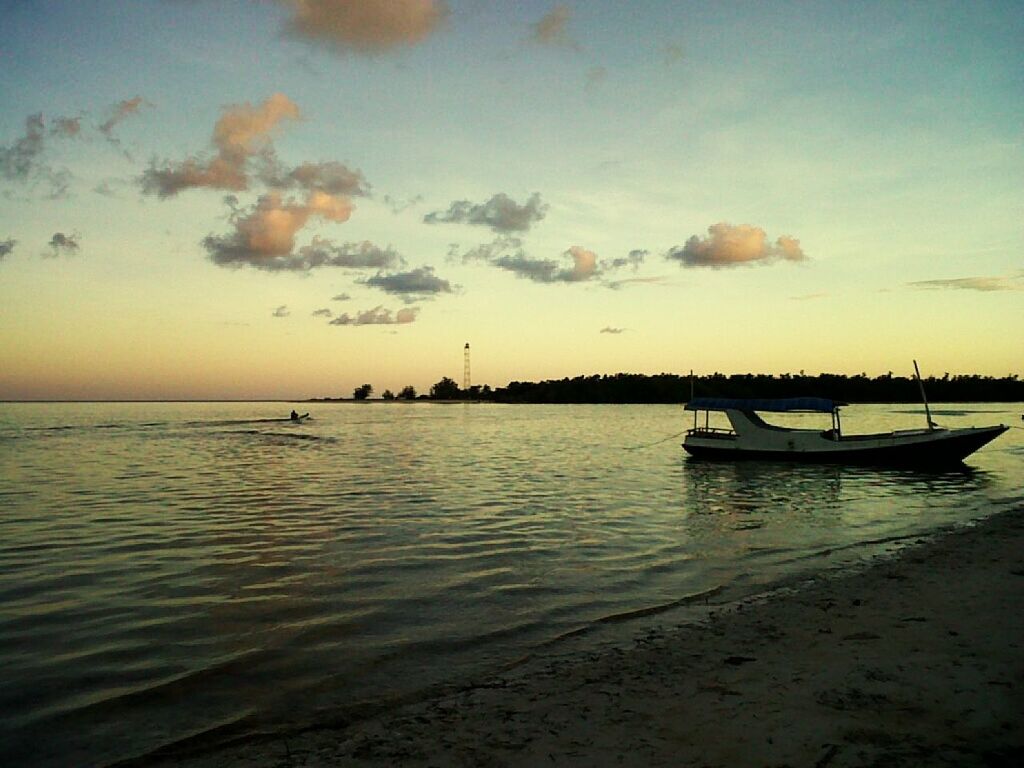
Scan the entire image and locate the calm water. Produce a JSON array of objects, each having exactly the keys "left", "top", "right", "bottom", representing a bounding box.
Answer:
[{"left": 1, "top": 402, "right": 1022, "bottom": 766}]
